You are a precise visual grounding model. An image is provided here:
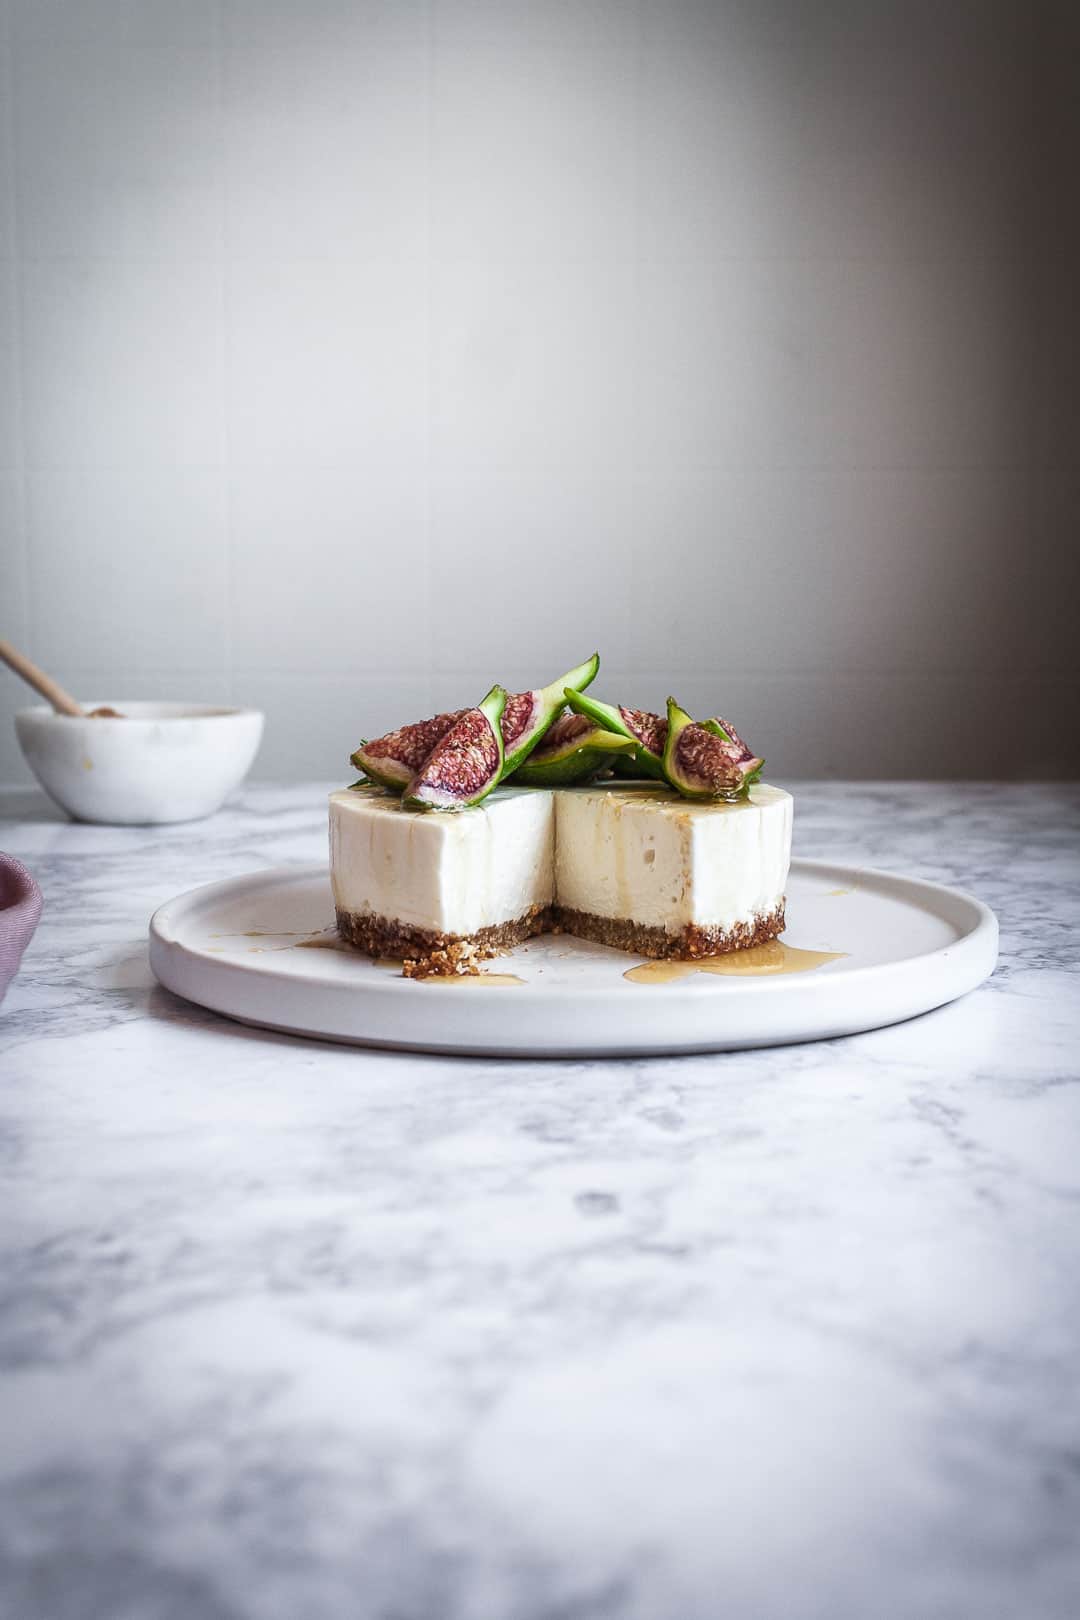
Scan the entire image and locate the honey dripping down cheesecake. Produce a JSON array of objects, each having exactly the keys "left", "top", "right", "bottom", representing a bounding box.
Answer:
[{"left": 332, "top": 659, "right": 791, "bottom": 976}]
